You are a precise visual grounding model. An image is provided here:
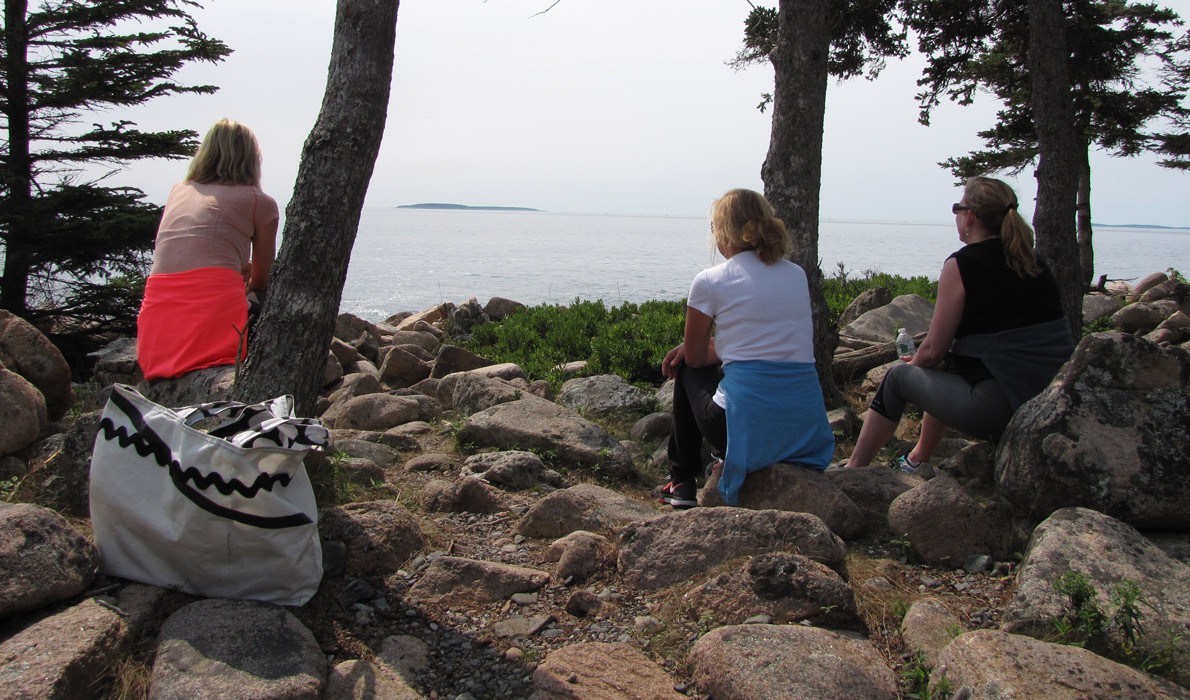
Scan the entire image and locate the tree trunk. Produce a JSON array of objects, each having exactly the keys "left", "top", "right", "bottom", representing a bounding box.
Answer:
[
  {"left": 1076, "top": 144, "right": 1094, "bottom": 289},
  {"left": 761, "top": 0, "right": 842, "bottom": 407},
  {"left": 1, "top": 0, "right": 32, "bottom": 317},
  {"left": 1027, "top": 0, "right": 1082, "bottom": 338},
  {"left": 234, "top": 0, "right": 400, "bottom": 414}
]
